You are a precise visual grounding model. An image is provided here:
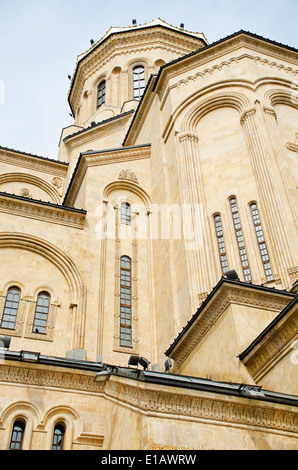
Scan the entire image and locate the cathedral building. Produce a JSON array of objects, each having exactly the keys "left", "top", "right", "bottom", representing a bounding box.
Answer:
[{"left": 0, "top": 18, "right": 297, "bottom": 450}]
